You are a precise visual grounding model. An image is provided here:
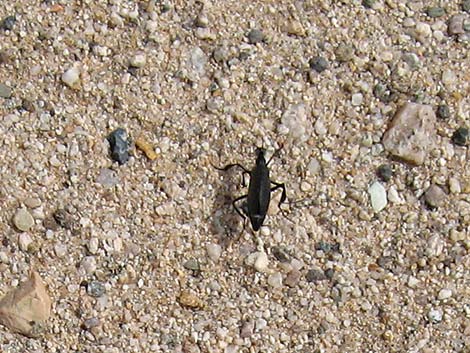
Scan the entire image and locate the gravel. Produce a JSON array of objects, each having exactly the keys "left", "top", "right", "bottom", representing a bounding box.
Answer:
[{"left": 0, "top": 0, "right": 469, "bottom": 351}]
